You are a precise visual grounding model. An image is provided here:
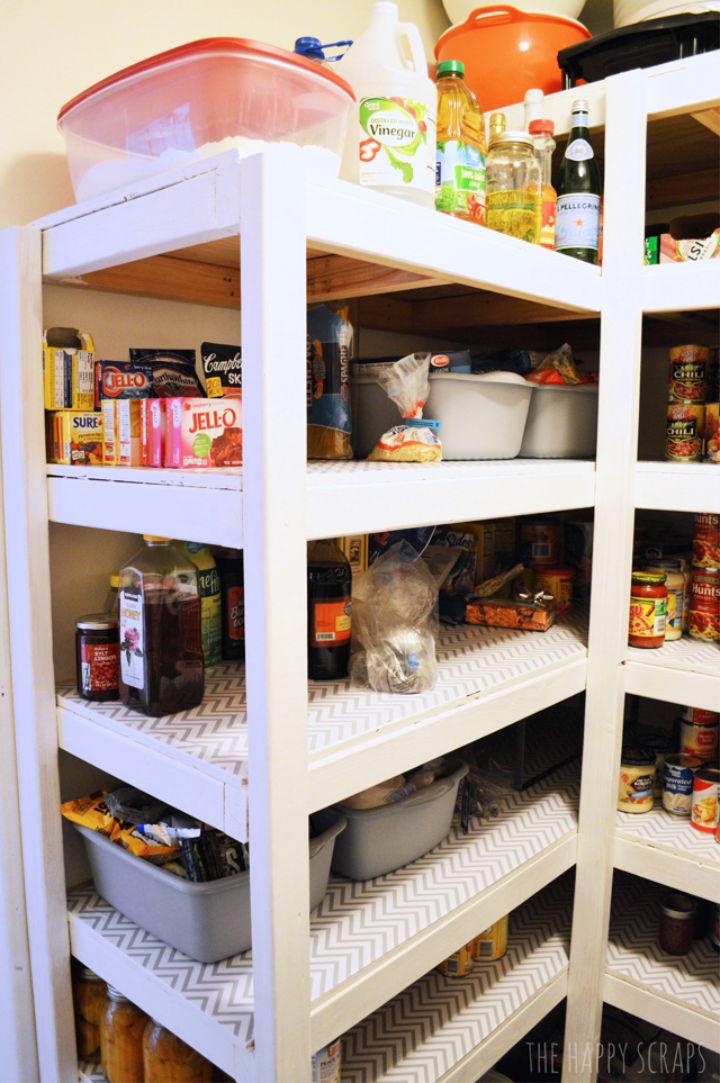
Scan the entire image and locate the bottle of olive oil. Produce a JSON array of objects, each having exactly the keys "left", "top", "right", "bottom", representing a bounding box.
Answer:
[{"left": 555, "top": 99, "right": 602, "bottom": 264}]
